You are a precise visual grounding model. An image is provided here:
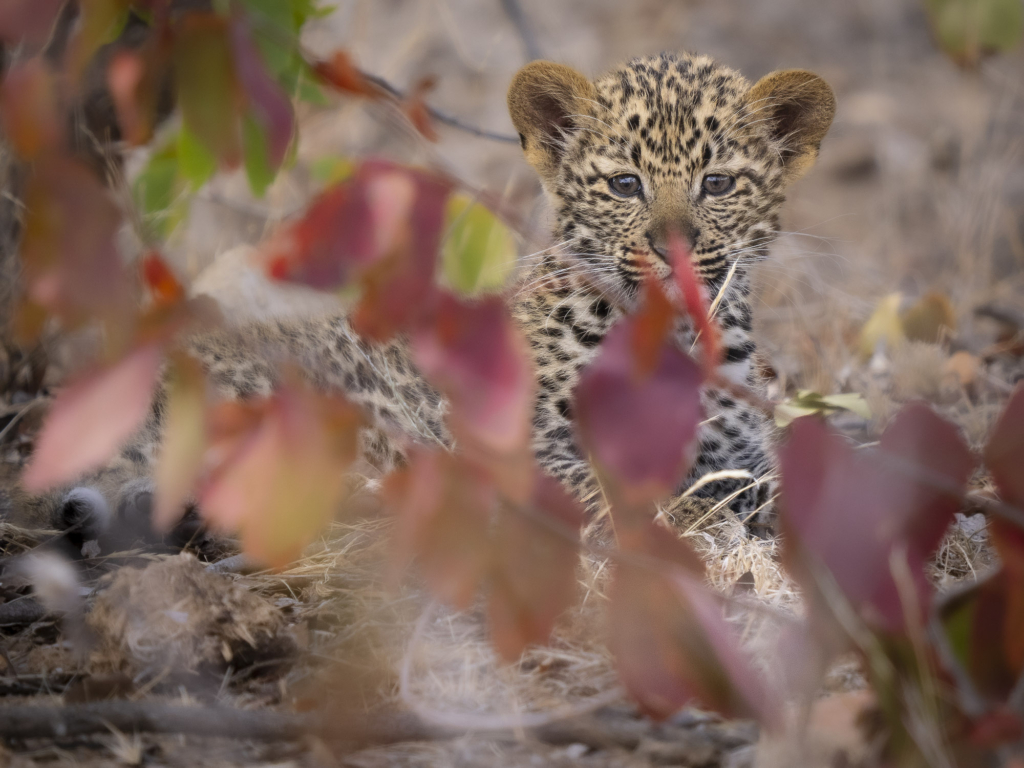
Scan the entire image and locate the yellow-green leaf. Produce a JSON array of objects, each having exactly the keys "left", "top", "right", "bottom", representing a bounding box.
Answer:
[
  {"left": 901, "top": 291, "right": 956, "bottom": 344},
  {"left": 775, "top": 389, "right": 871, "bottom": 428},
  {"left": 924, "top": 0, "right": 1024, "bottom": 66},
  {"left": 153, "top": 355, "right": 208, "bottom": 531},
  {"left": 441, "top": 194, "right": 517, "bottom": 295},
  {"left": 309, "top": 155, "right": 355, "bottom": 186},
  {"left": 859, "top": 292, "right": 905, "bottom": 359}
]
